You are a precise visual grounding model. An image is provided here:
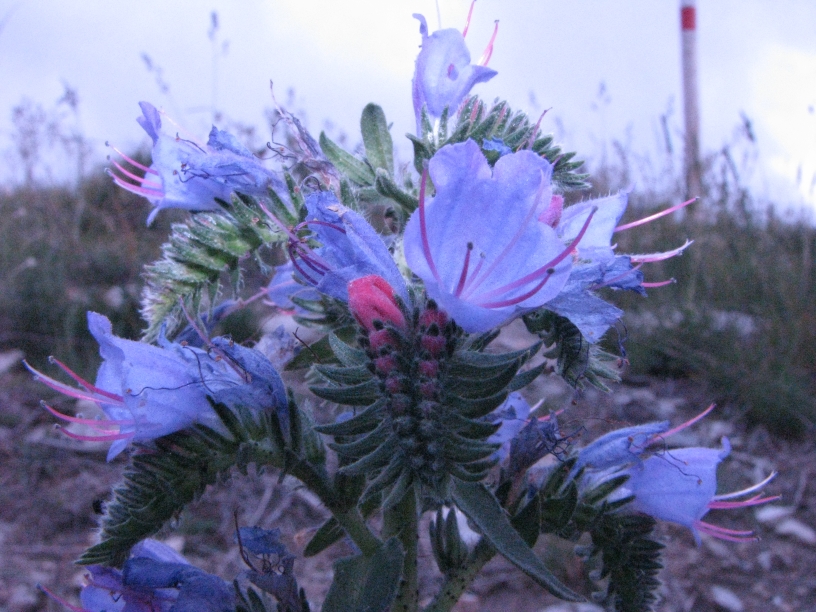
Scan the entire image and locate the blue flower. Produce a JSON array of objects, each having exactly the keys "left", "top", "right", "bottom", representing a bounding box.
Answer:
[
  {"left": 43, "top": 539, "right": 233, "bottom": 612},
  {"left": 288, "top": 191, "right": 408, "bottom": 303},
  {"left": 27, "top": 312, "right": 285, "bottom": 460},
  {"left": 411, "top": 13, "right": 497, "bottom": 134},
  {"left": 539, "top": 191, "right": 694, "bottom": 341},
  {"left": 487, "top": 392, "right": 532, "bottom": 461},
  {"left": 404, "top": 140, "right": 593, "bottom": 333},
  {"left": 109, "top": 101, "right": 286, "bottom": 224}
]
